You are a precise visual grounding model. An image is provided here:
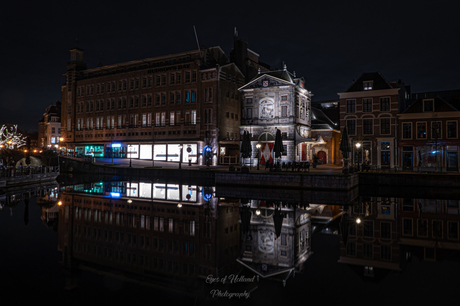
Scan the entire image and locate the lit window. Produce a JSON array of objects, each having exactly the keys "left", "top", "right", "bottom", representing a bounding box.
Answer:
[{"left": 363, "top": 81, "right": 373, "bottom": 90}]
